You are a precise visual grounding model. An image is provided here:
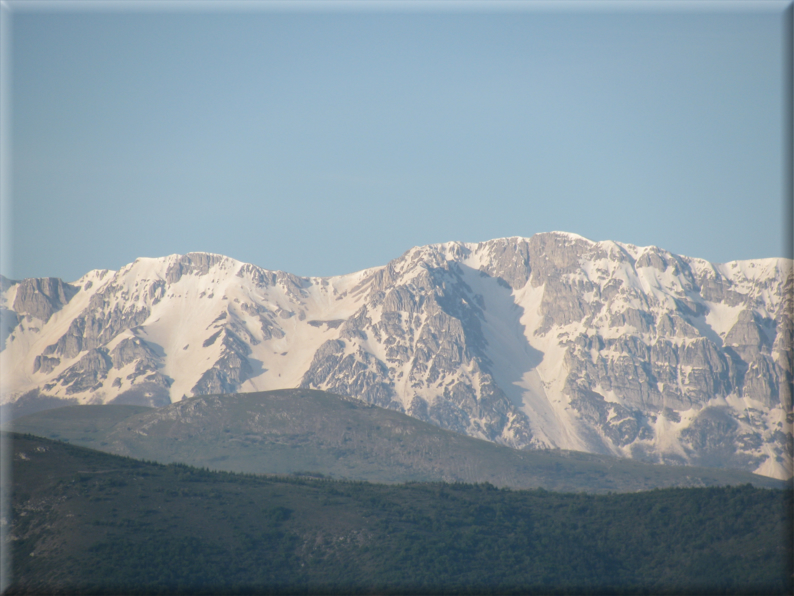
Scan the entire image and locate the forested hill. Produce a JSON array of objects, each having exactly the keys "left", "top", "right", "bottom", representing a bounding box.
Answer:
[{"left": 5, "top": 432, "right": 792, "bottom": 595}]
